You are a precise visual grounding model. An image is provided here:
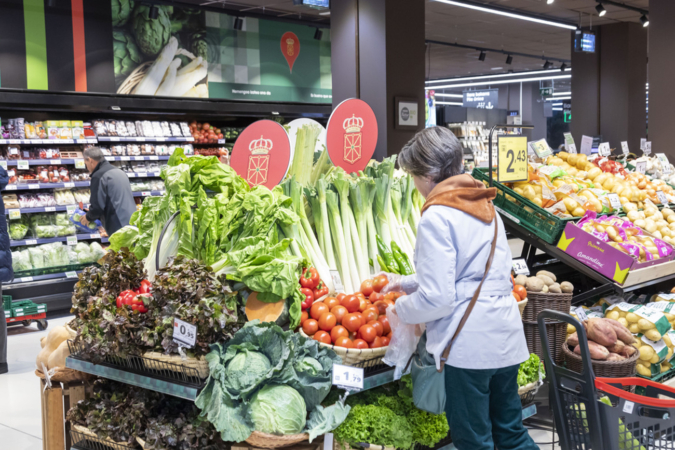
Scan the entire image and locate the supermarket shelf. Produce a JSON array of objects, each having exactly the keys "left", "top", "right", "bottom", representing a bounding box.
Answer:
[
  {"left": 5, "top": 204, "right": 86, "bottom": 214},
  {"left": 4, "top": 181, "right": 90, "bottom": 191},
  {"left": 5, "top": 159, "right": 81, "bottom": 166},
  {"left": 0, "top": 138, "right": 96, "bottom": 145},
  {"left": 6, "top": 270, "right": 82, "bottom": 285},
  {"left": 105, "top": 155, "right": 170, "bottom": 161},
  {"left": 65, "top": 356, "right": 201, "bottom": 401},
  {"left": 362, "top": 367, "right": 395, "bottom": 390},
  {"left": 97, "top": 136, "right": 193, "bottom": 143},
  {"left": 126, "top": 172, "right": 161, "bottom": 178},
  {"left": 132, "top": 190, "right": 165, "bottom": 197},
  {"left": 193, "top": 139, "right": 226, "bottom": 145},
  {"left": 10, "top": 233, "right": 108, "bottom": 247}
]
